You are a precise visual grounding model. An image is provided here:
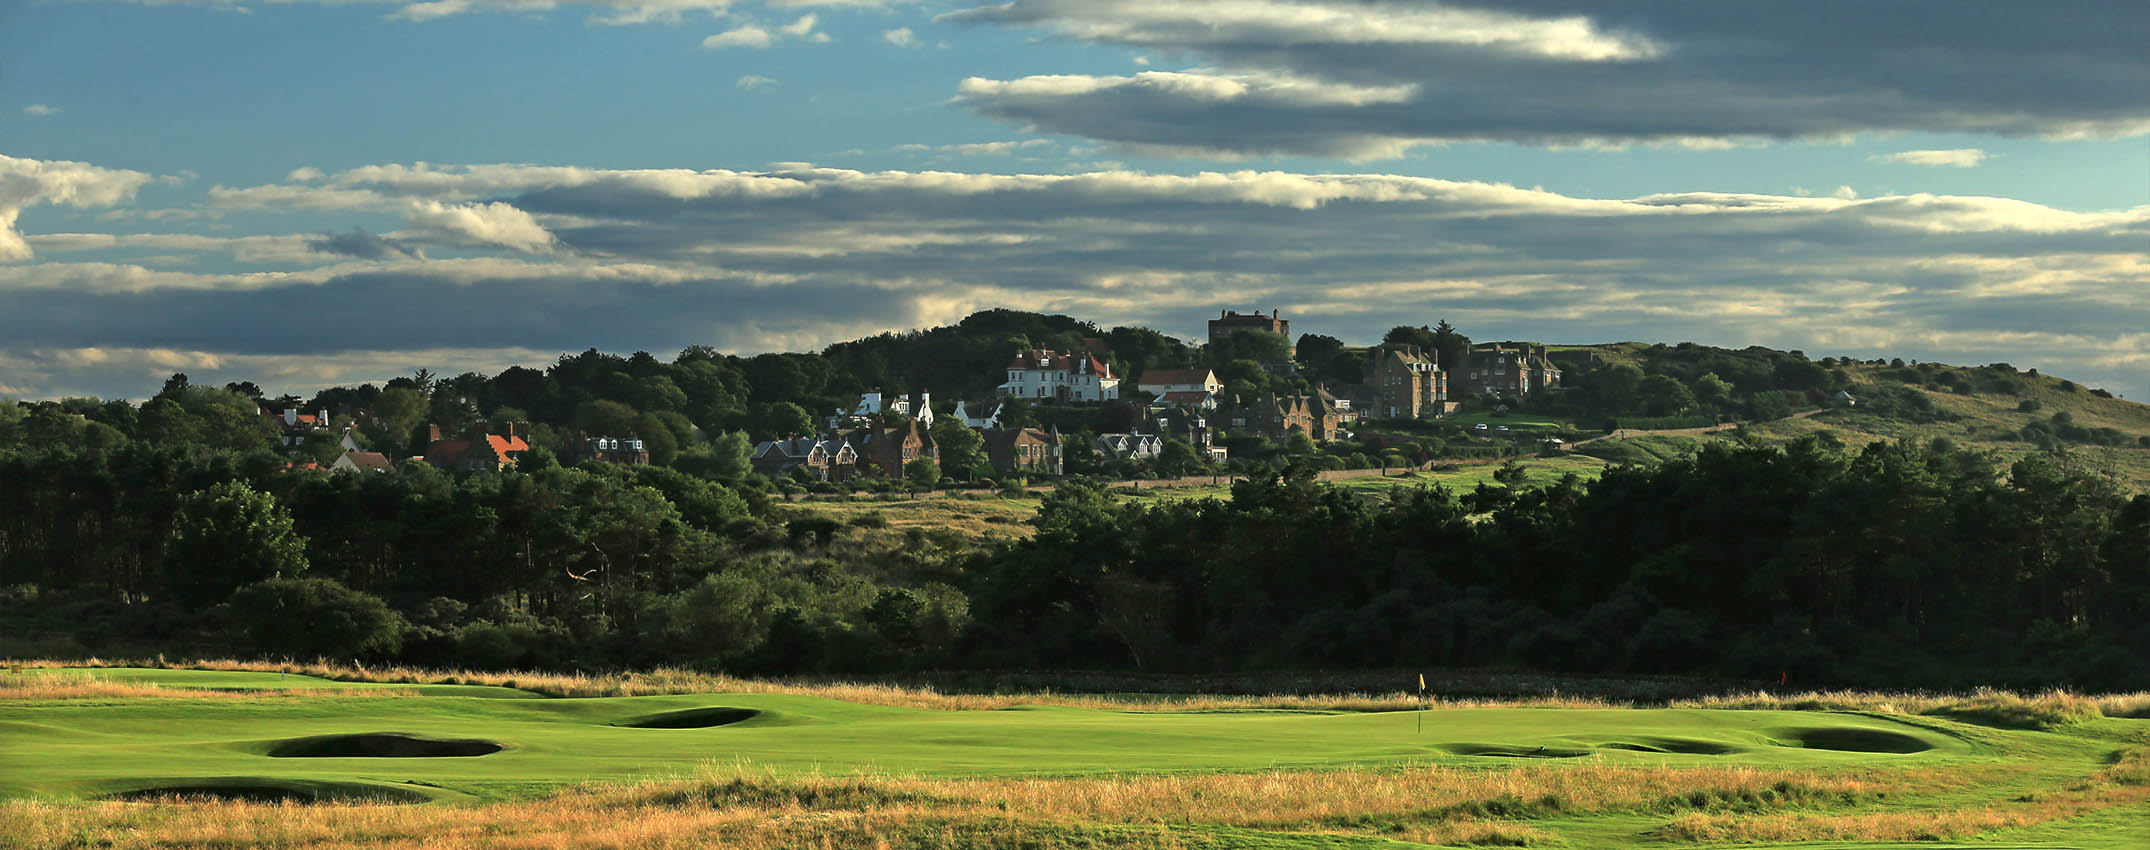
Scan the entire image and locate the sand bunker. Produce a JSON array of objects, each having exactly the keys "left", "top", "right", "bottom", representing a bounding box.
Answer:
[
  {"left": 1601, "top": 737, "right": 1742, "bottom": 755},
  {"left": 107, "top": 780, "right": 430, "bottom": 803},
  {"left": 1777, "top": 727, "right": 1932, "bottom": 753},
  {"left": 267, "top": 733, "right": 503, "bottom": 758},
  {"left": 616, "top": 707, "right": 761, "bottom": 729},
  {"left": 1439, "top": 743, "right": 1593, "bottom": 758}
]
